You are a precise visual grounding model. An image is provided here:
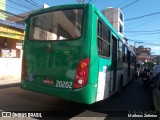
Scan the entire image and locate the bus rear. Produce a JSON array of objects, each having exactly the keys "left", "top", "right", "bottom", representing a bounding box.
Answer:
[{"left": 21, "top": 4, "right": 95, "bottom": 104}]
